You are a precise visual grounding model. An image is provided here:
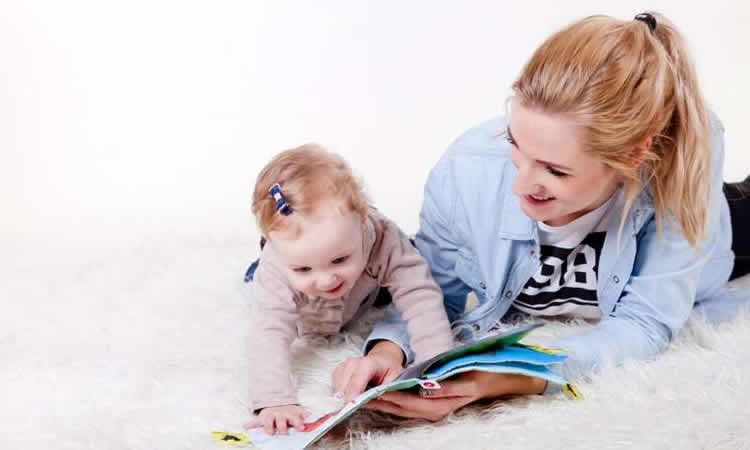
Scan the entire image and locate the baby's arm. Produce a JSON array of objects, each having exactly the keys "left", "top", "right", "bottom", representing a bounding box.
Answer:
[
  {"left": 379, "top": 228, "right": 455, "bottom": 362},
  {"left": 247, "top": 259, "right": 301, "bottom": 425}
]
